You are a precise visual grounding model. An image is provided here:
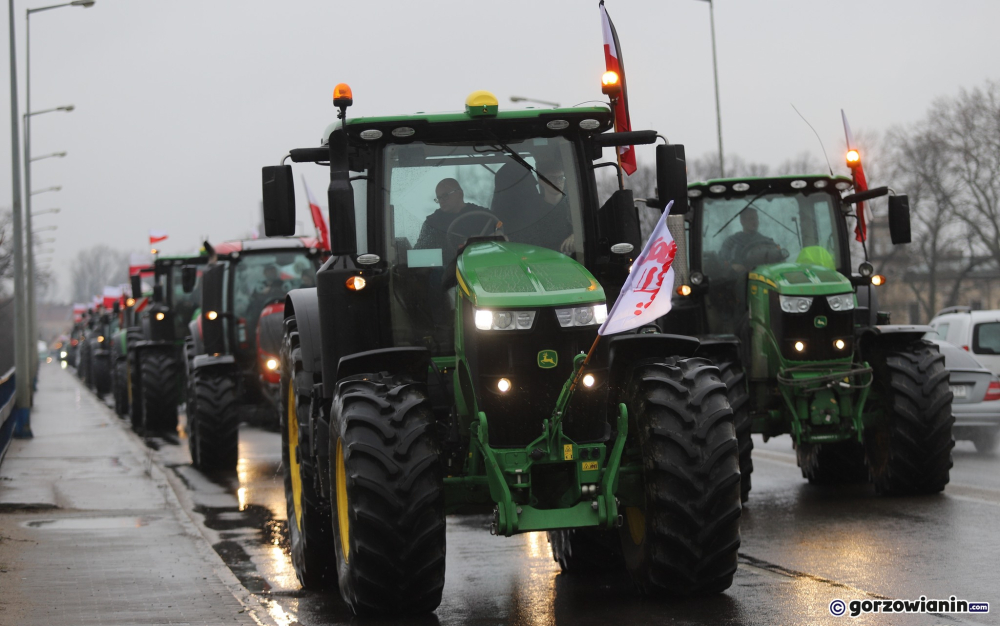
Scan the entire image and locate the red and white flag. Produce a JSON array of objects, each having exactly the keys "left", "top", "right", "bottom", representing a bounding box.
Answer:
[
  {"left": 302, "top": 176, "right": 331, "bottom": 251},
  {"left": 842, "top": 110, "right": 869, "bottom": 242},
  {"left": 129, "top": 252, "right": 153, "bottom": 276},
  {"left": 600, "top": 0, "right": 636, "bottom": 176},
  {"left": 102, "top": 286, "right": 123, "bottom": 309},
  {"left": 598, "top": 201, "right": 677, "bottom": 336},
  {"left": 149, "top": 229, "right": 169, "bottom": 245}
]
